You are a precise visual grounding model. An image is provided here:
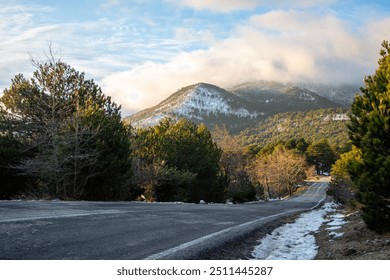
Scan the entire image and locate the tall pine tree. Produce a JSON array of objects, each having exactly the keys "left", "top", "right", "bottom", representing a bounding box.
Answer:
[
  {"left": 348, "top": 40, "right": 390, "bottom": 232},
  {"left": 1, "top": 58, "right": 132, "bottom": 200}
]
